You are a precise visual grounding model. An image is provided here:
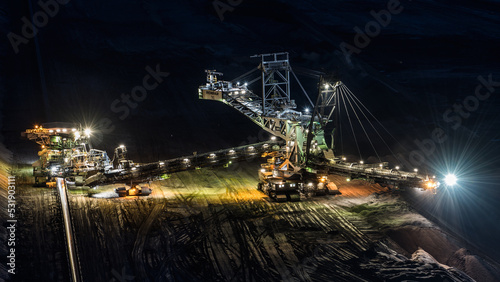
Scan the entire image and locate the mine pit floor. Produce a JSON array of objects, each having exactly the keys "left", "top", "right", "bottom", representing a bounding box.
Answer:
[{"left": 14, "top": 163, "right": 500, "bottom": 281}]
